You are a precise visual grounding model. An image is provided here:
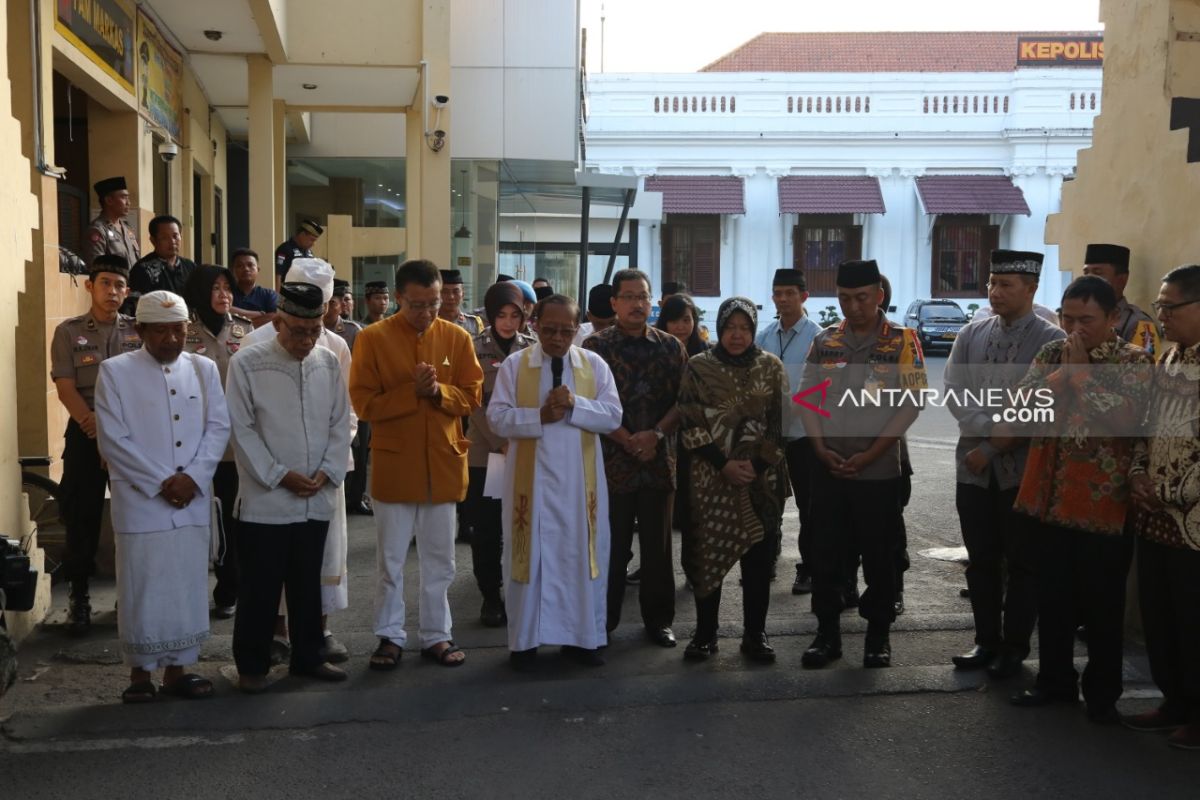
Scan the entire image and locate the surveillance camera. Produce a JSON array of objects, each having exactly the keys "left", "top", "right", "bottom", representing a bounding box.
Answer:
[
  {"left": 158, "top": 142, "right": 179, "bottom": 163},
  {"left": 433, "top": 94, "right": 449, "bottom": 108},
  {"left": 428, "top": 129, "right": 446, "bottom": 152}
]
